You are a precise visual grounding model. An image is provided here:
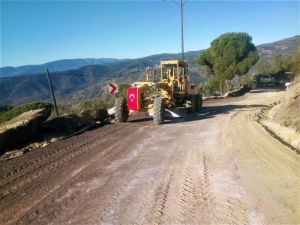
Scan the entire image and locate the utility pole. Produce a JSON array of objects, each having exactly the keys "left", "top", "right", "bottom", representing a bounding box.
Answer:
[
  {"left": 172, "top": 0, "right": 188, "bottom": 61},
  {"left": 45, "top": 69, "right": 59, "bottom": 116}
]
